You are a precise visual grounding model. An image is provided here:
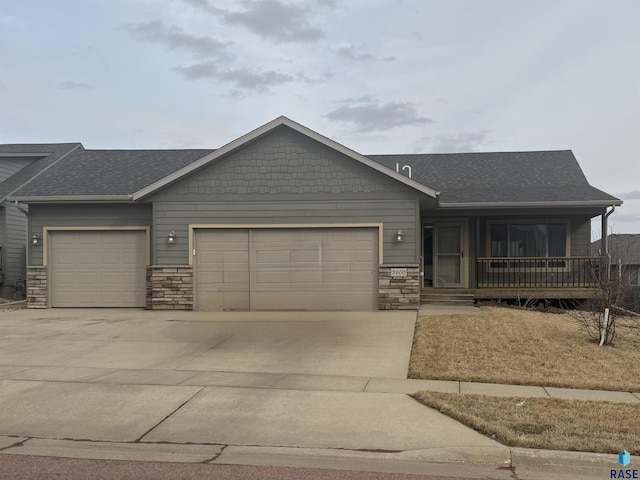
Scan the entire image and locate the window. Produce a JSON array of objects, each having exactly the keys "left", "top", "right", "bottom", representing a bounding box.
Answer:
[{"left": 489, "top": 222, "right": 567, "bottom": 258}]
